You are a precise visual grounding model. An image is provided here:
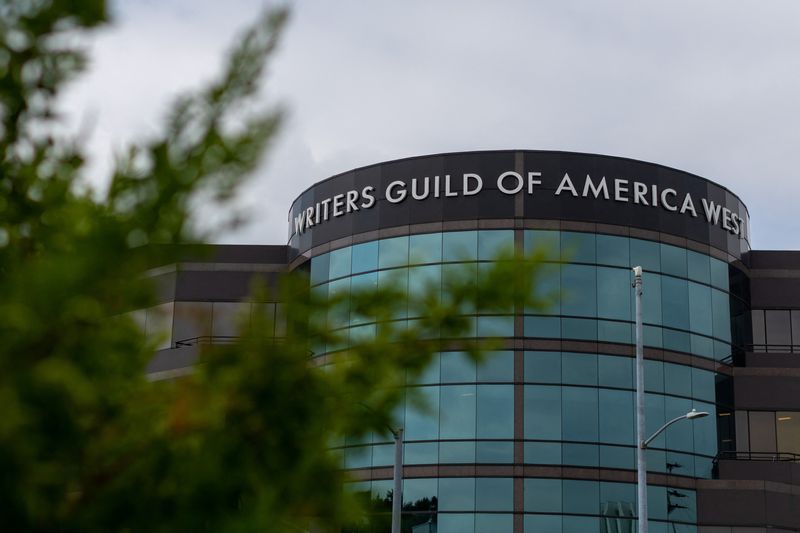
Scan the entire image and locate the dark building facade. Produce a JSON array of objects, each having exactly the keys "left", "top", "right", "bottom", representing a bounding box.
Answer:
[{"left": 143, "top": 151, "right": 800, "bottom": 533}]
